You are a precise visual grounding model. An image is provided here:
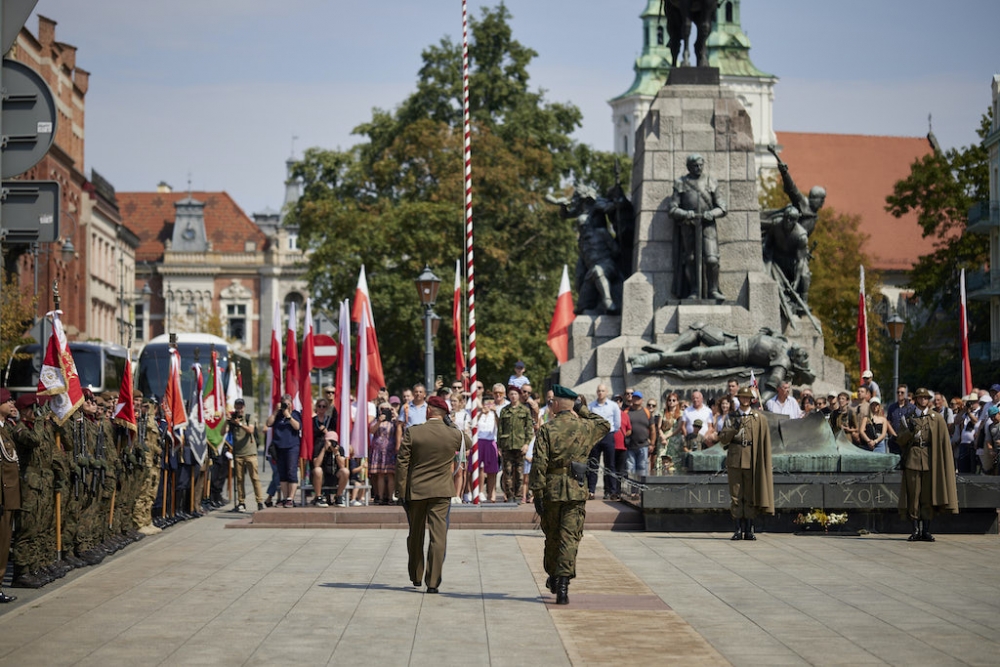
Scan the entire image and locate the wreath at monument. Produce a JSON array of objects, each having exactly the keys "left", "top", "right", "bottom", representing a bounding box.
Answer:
[{"left": 794, "top": 508, "right": 848, "bottom": 532}]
